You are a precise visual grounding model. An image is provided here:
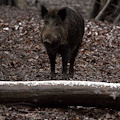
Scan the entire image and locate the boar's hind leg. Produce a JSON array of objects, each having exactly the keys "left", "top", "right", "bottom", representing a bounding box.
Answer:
[
  {"left": 69, "top": 45, "right": 79, "bottom": 77},
  {"left": 48, "top": 53, "right": 56, "bottom": 79}
]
